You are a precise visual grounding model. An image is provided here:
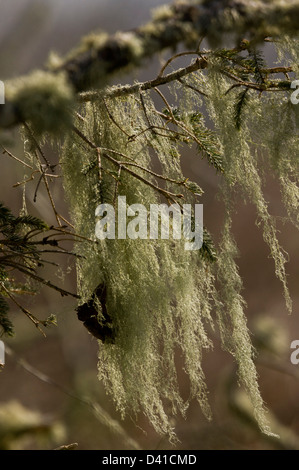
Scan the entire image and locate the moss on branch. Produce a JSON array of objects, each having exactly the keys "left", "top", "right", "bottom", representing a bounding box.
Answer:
[{"left": 0, "top": 0, "right": 298, "bottom": 131}]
